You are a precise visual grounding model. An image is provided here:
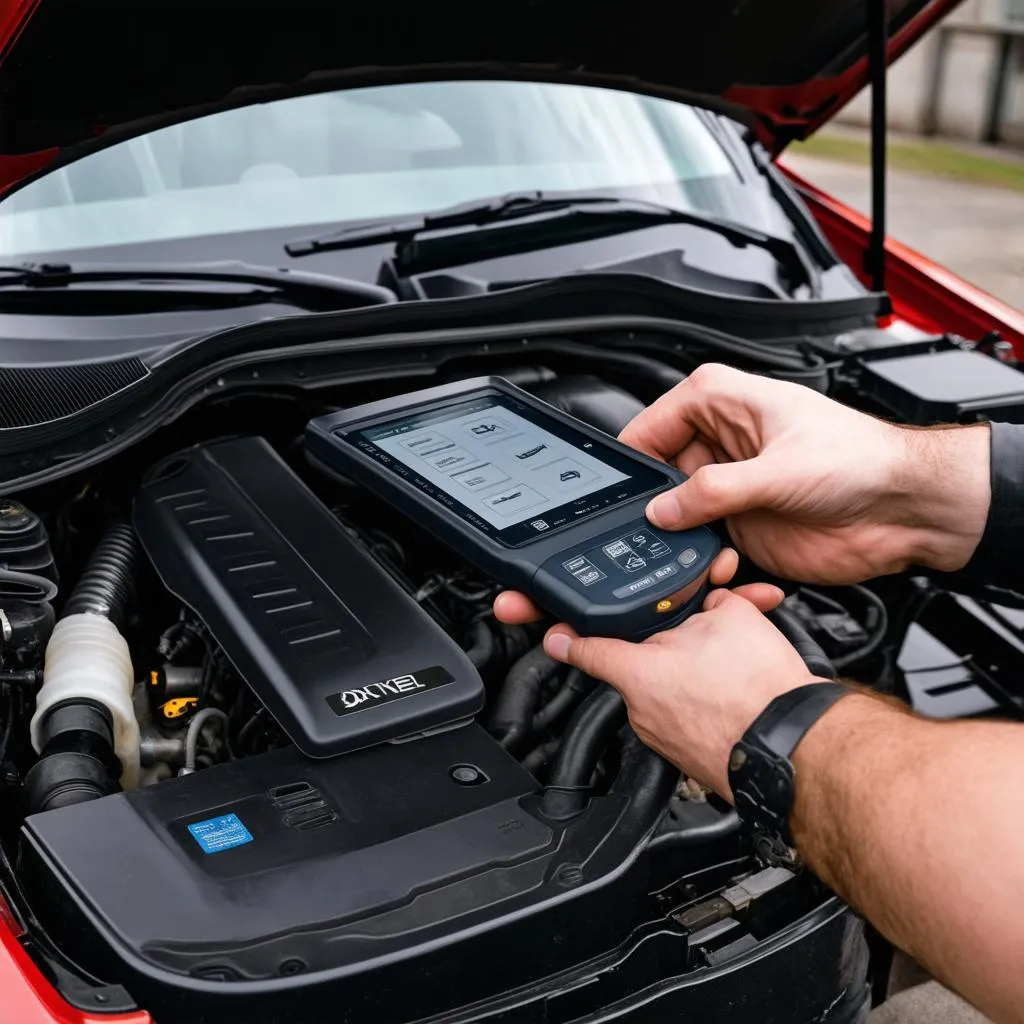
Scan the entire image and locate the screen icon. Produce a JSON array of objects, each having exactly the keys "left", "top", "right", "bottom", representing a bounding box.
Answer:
[
  {"left": 451, "top": 463, "right": 510, "bottom": 493},
  {"left": 530, "top": 519, "right": 550, "bottom": 532},
  {"left": 463, "top": 416, "right": 512, "bottom": 442},
  {"left": 515, "top": 443, "right": 548, "bottom": 460},
  {"left": 483, "top": 484, "right": 546, "bottom": 517}
]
